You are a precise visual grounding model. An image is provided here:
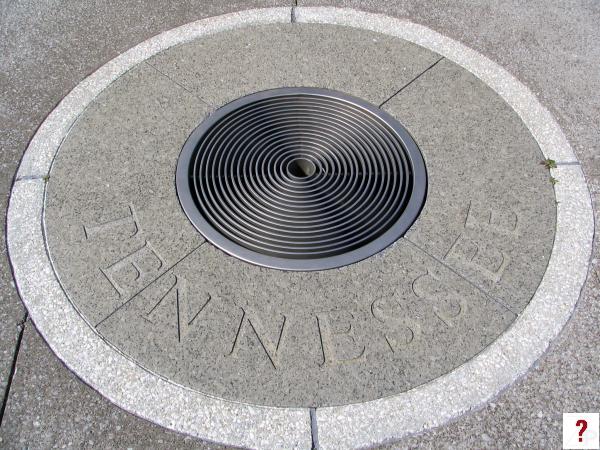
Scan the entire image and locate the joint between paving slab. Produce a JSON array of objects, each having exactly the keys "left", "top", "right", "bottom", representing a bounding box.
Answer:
[
  {"left": 15, "top": 175, "right": 45, "bottom": 181},
  {"left": 143, "top": 61, "right": 215, "bottom": 110},
  {"left": 379, "top": 57, "right": 444, "bottom": 108},
  {"left": 291, "top": 4, "right": 297, "bottom": 24},
  {"left": 555, "top": 161, "right": 581, "bottom": 166},
  {"left": 404, "top": 237, "right": 519, "bottom": 316},
  {"left": 93, "top": 241, "right": 207, "bottom": 327},
  {"left": 0, "top": 313, "right": 28, "bottom": 427},
  {"left": 310, "top": 407, "right": 320, "bottom": 449}
]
